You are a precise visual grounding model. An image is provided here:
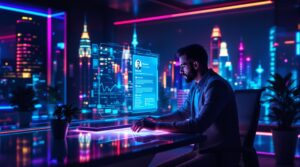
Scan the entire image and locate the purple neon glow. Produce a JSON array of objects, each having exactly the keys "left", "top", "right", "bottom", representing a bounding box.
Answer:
[
  {"left": 47, "top": 8, "right": 52, "bottom": 86},
  {"left": 246, "top": 57, "right": 251, "bottom": 62},
  {"left": 73, "top": 127, "right": 170, "bottom": 141},
  {"left": 239, "top": 41, "right": 244, "bottom": 51},
  {"left": 0, "top": 34, "right": 15, "bottom": 40},
  {"left": 238, "top": 41, "right": 244, "bottom": 76},
  {"left": 64, "top": 13, "right": 67, "bottom": 103}
]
